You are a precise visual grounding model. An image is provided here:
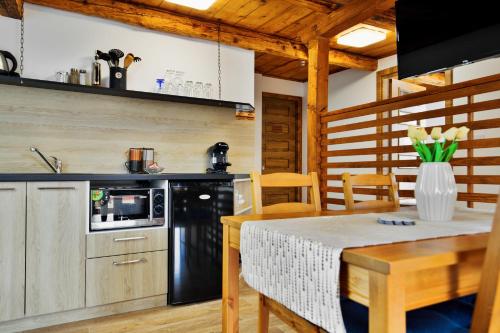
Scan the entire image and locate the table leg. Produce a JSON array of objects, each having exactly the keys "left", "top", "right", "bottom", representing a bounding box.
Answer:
[
  {"left": 222, "top": 224, "right": 240, "bottom": 333},
  {"left": 258, "top": 294, "right": 270, "bottom": 333},
  {"left": 368, "top": 271, "right": 406, "bottom": 333}
]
